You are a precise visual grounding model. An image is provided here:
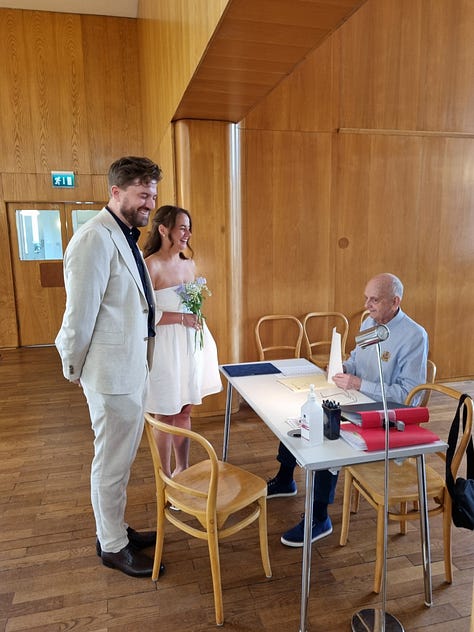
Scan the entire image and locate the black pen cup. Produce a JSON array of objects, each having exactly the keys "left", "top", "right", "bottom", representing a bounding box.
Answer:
[{"left": 323, "top": 404, "right": 341, "bottom": 440}]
